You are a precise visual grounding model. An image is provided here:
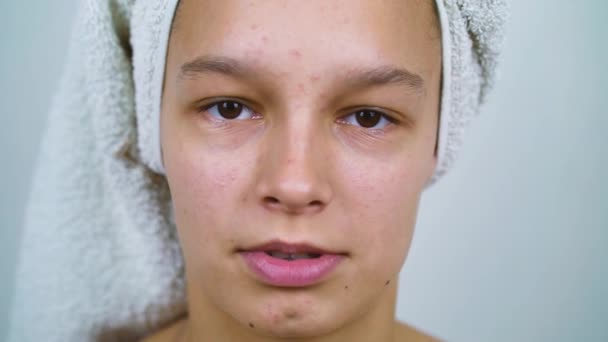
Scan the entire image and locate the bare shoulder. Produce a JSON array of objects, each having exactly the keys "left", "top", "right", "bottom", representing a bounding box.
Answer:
[
  {"left": 139, "top": 318, "right": 186, "bottom": 342},
  {"left": 394, "top": 320, "right": 442, "bottom": 342}
]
